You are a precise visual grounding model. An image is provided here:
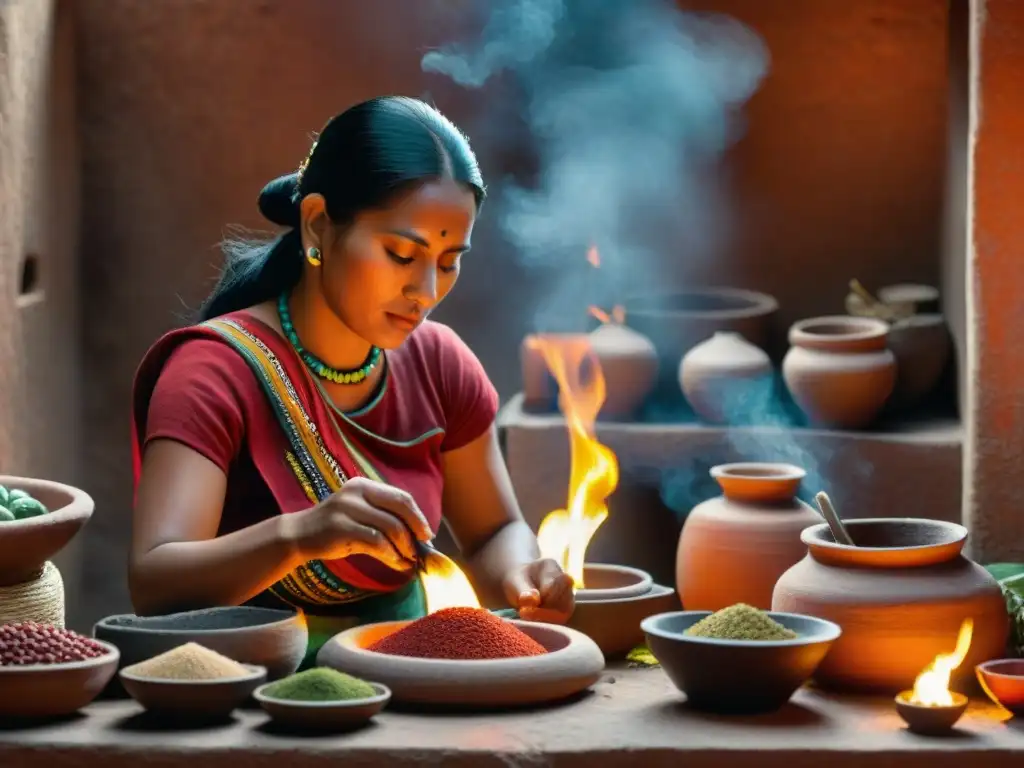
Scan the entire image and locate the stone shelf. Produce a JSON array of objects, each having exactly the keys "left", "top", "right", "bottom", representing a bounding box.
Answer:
[
  {"left": 0, "top": 666, "right": 1020, "bottom": 768},
  {"left": 499, "top": 394, "right": 963, "bottom": 586}
]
